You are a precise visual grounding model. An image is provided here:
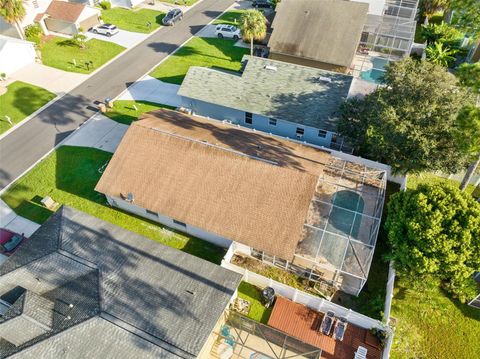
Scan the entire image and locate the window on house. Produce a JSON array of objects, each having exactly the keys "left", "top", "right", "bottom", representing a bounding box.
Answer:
[
  {"left": 318, "top": 129, "right": 327, "bottom": 138},
  {"left": 173, "top": 219, "right": 187, "bottom": 227},
  {"left": 245, "top": 112, "right": 253, "bottom": 124},
  {"left": 146, "top": 209, "right": 157, "bottom": 216},
  {"left": 296, "top": 127, "right": 304, "bottom": 138},
  {"left": 269, "top": 118, "right": 277, "bottom": 126},
  {"left": 331, "top": 134, "right": 338, "bottom": 143}
]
